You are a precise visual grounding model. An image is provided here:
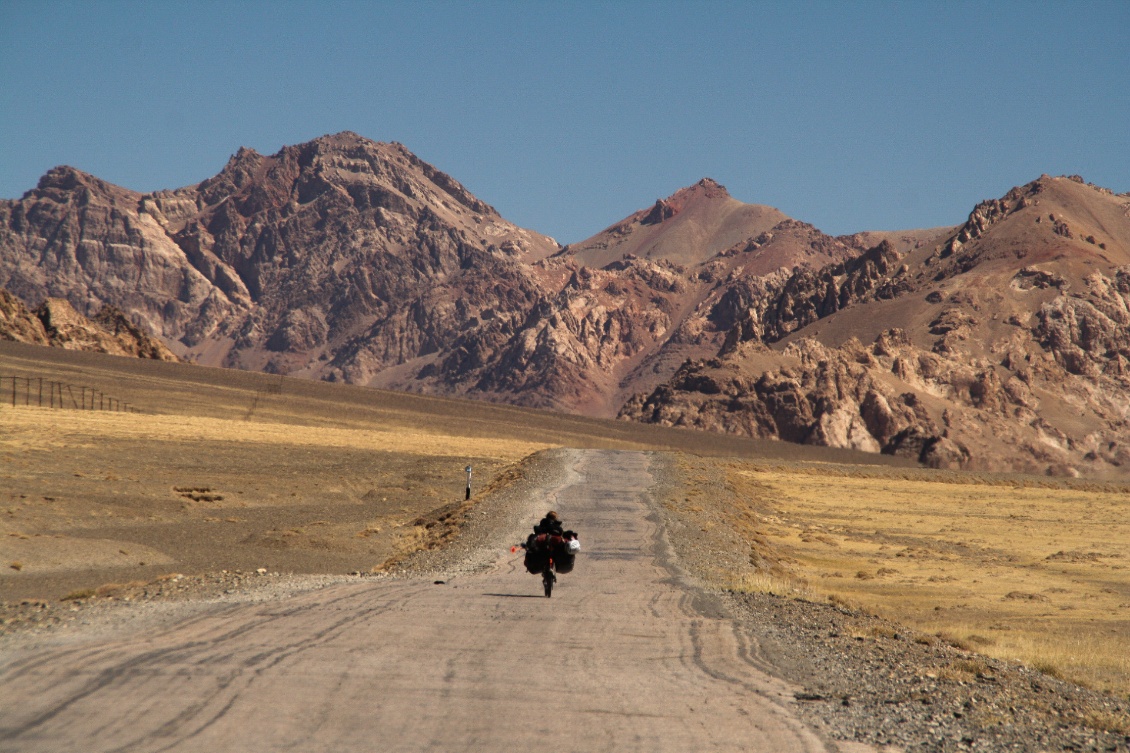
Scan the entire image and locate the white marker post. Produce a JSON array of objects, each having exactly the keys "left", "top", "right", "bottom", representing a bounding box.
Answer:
[{"left": 464, "top": 465, "right": 472, "bottom": 501}]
